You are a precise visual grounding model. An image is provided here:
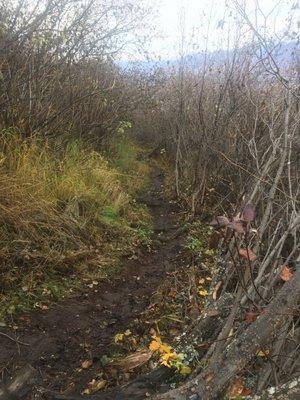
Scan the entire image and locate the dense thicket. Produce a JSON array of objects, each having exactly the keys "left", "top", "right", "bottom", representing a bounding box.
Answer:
[
  {"left": 0, "top": 0, "right": 299, "bottom": 399},
  {"left": 122, "top": 6, "right": 300, "bottom": 397},
  {"left": 0, "top": 0, "right": 152, "bottom": 314}
]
